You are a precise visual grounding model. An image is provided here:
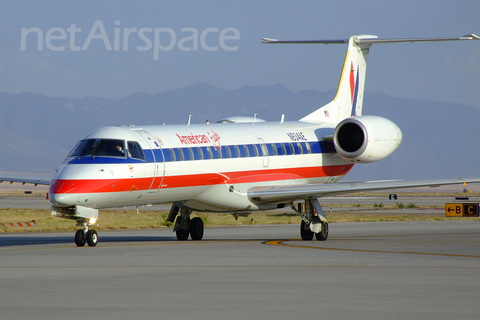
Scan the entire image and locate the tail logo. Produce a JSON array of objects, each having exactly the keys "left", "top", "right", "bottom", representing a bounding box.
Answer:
[{"left": 349, "top": 62, "right": 360, "bottom": 116}]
